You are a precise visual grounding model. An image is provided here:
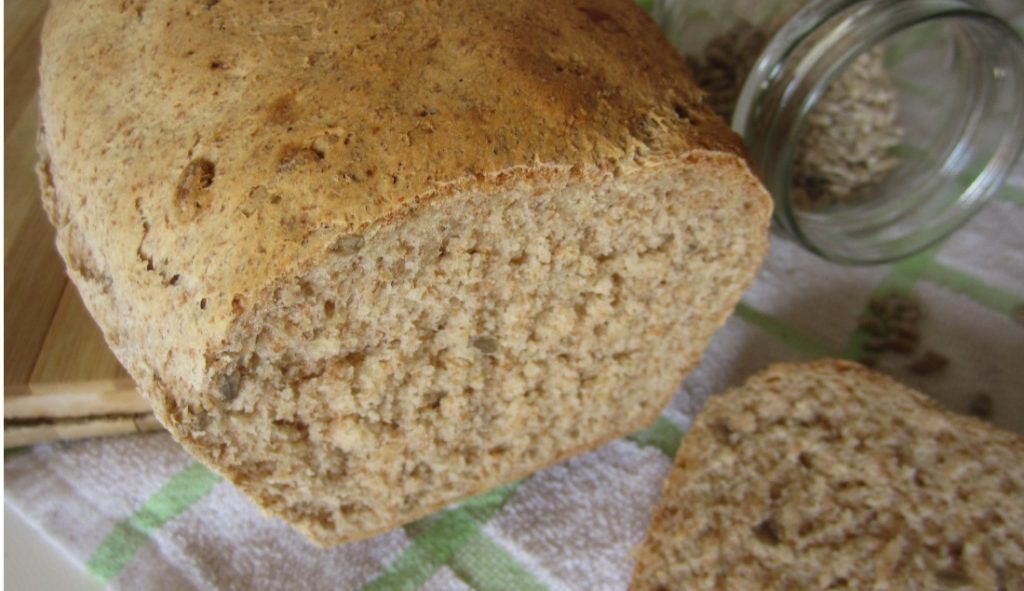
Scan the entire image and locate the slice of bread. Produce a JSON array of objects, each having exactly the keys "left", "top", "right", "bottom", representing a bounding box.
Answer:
[
  {"left": 37, "top": 0, "right": 771, "bottom": 545},
  {"left": 631, "top": 360, "right": 1024, "bottom": 590}
]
